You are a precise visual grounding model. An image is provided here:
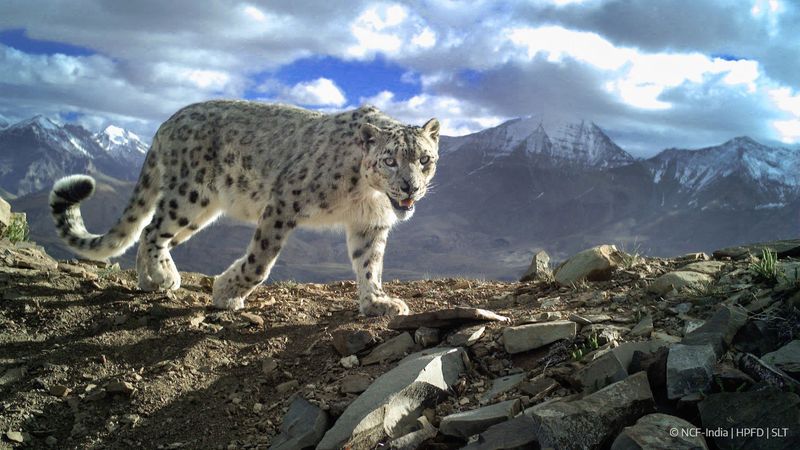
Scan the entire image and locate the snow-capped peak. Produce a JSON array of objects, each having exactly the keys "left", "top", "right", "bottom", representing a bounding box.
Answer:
[
  {"left": 8, "top": 115, "right": 62, "bottom": 132},
  {"left": 94, "top": 125, "right": 148, "bottom": 156},
  {"left": 101, "top": 124, "right": 142, "bottom": 147},
  {"left": 648, "top": 136, "right": 800, "bottom": 191},
  {"left": 443, "top": 115, "right": 634, "bottom": 169}
]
